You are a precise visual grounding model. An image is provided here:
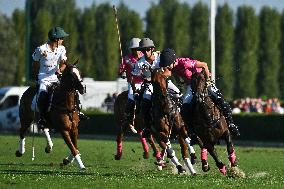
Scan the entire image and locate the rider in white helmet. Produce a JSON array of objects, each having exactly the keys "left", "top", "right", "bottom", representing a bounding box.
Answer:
[{"left": 118, "top": 38, "right": 143, "bottom": 130}]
